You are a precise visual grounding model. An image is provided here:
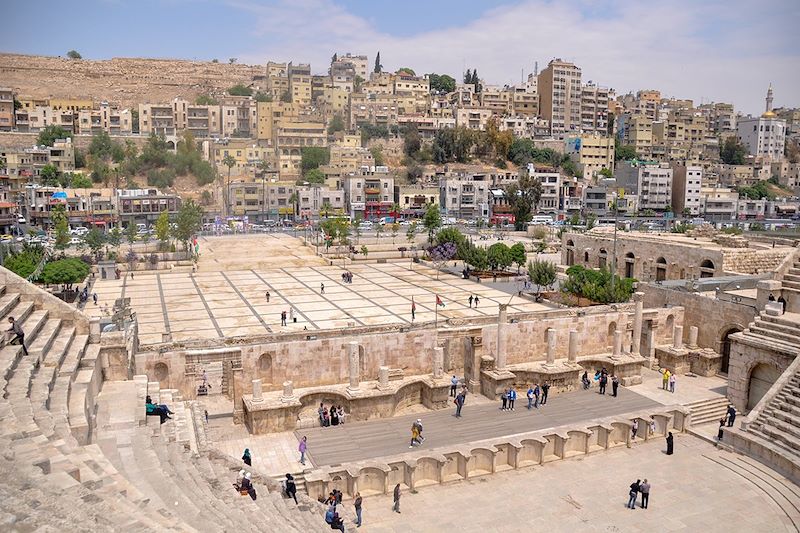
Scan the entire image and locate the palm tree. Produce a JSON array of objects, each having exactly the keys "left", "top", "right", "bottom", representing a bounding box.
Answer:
[
  {"left": 321, "top": 200, "right": 333, "bottom": 219},
  {"left": 390, "top": 202, "right": 401, "bottom": 222},
  {"left": 288, "top": 192, "right": 299, "bottom": 221},
  {"left": 257, "top": 159, "right": 271, "bottom": 177},
  {"left": 221, "top": 154, "right": 236, "bottom": 216}
]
